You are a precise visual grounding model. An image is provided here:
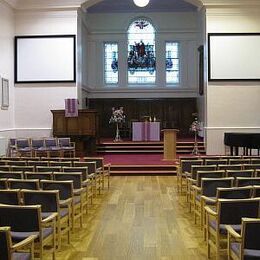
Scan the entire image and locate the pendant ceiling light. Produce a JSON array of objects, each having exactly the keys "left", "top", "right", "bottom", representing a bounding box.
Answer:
[{"left": 133, "top": 0, "right": 150, "bottom": 8}]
